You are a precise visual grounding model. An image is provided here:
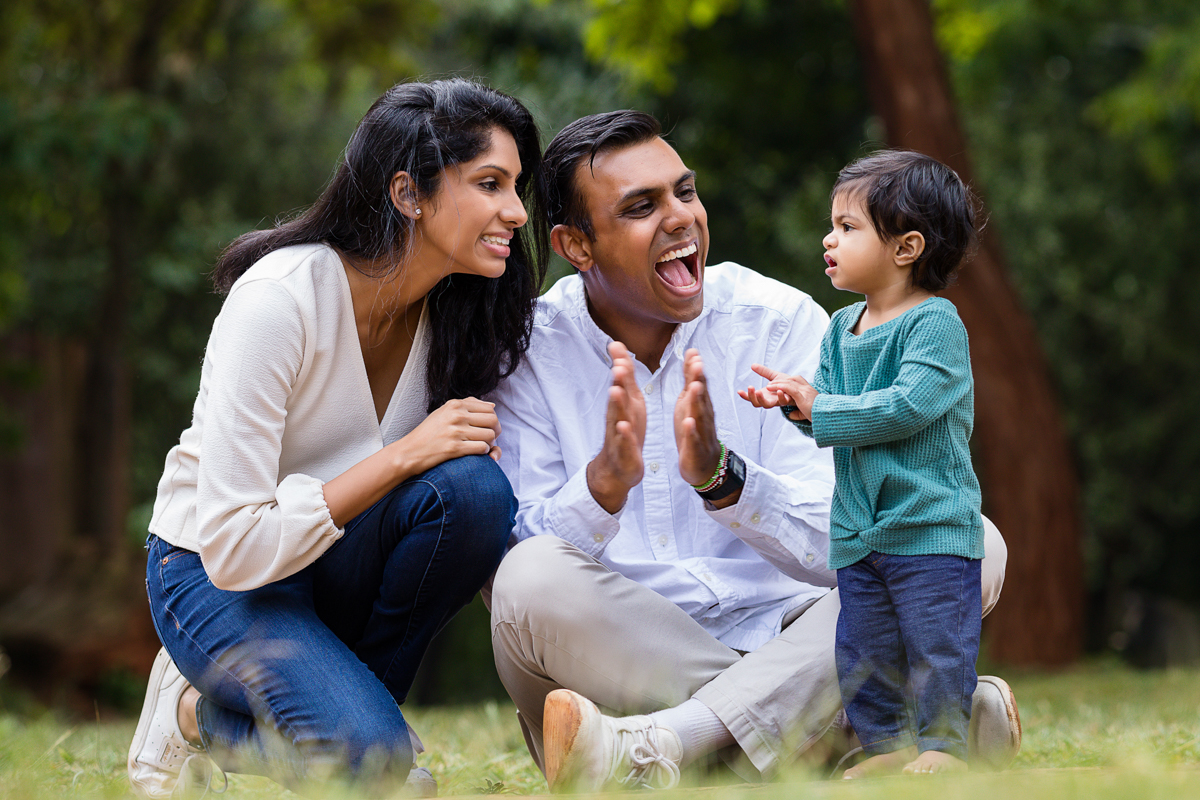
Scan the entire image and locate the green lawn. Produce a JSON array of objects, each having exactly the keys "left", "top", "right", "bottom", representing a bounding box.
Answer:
[{"left": 3, "top": 659, "right": 1200, "bottom": 798}]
